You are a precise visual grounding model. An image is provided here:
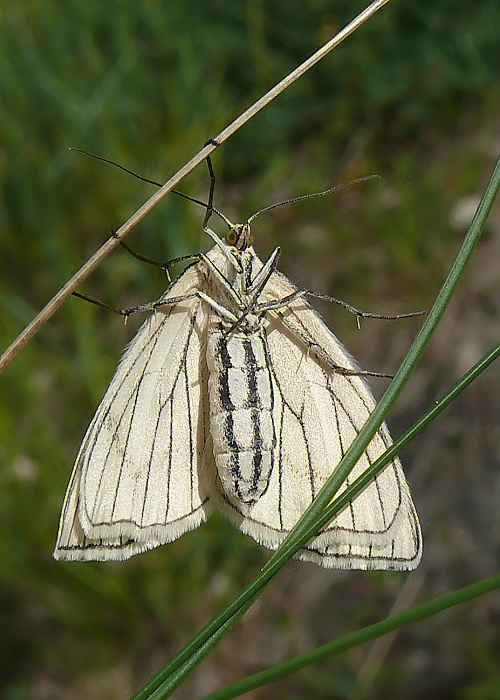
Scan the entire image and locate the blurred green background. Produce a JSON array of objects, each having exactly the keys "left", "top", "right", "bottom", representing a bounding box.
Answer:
[{"left": 1, "top": 1, "right": 499, "bottom": 698}]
